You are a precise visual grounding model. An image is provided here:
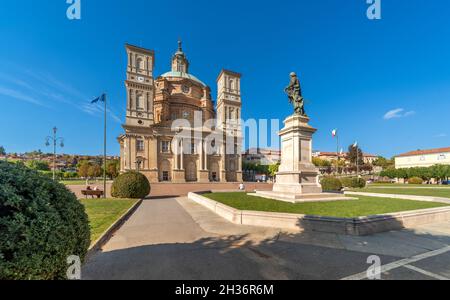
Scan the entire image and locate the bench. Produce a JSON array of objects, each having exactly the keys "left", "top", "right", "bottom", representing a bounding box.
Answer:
[{"left": 81, "top": 190, "right": 104, "bottom": 199}]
